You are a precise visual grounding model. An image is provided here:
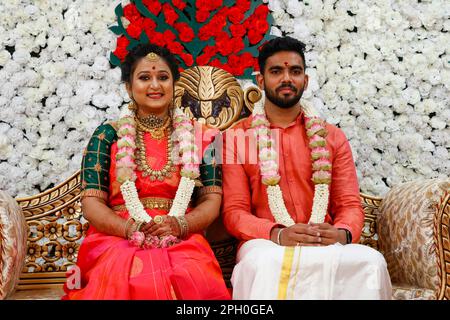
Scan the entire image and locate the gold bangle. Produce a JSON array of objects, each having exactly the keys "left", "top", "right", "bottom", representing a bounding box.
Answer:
[
  {"left": 124, "top": 218, "right": 134, "bottom": 238},
  {"left": 176, "top": 216, "right": 189, "bottom": 239}
]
